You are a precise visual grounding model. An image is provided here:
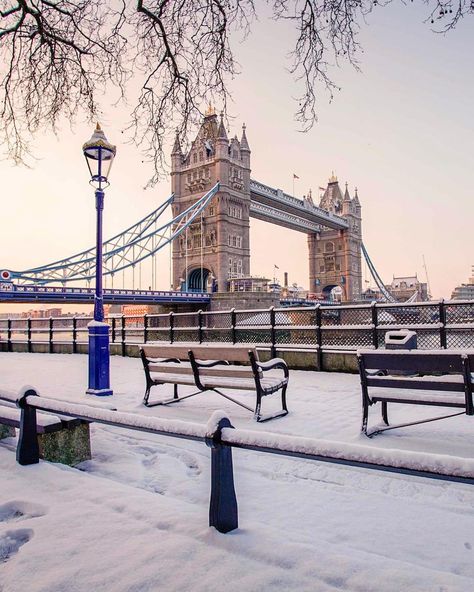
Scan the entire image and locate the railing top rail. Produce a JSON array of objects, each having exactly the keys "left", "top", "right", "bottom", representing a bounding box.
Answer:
[
  {"left": 375, "top": 300, "right": 440, "bottom": 309},
  {"left": 8, "top": 389, "right": 474, "bottom": 484}
]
